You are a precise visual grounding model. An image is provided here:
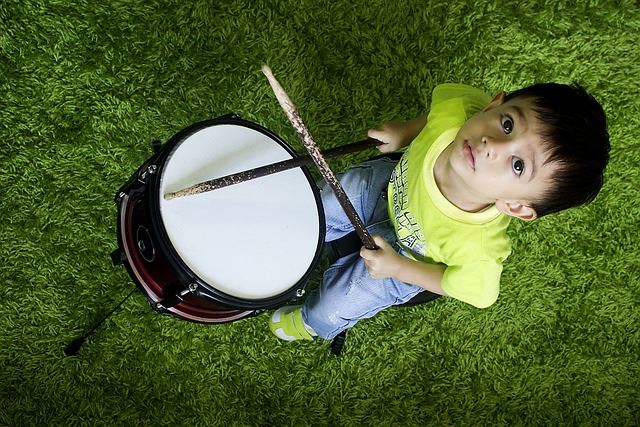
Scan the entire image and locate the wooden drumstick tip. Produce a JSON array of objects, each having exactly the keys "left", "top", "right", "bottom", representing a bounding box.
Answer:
[
  {"left": 164, "top": 187, "right": 198, "bottom": 200},
  {"left": 261, "top": 64, "right": 278, "bottom": 84},
  {"left": 261, "top": 64, "right": 296, "bottom": 112},
  {"left": 163, "top": 188, "right": 198, "bottom": 200}
]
